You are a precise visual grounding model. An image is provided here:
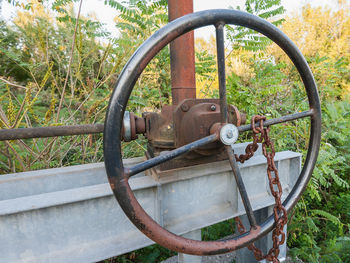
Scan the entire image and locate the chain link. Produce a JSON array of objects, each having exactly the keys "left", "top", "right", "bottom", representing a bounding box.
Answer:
[{"left": 234, "top": 115, "right": 288, "bottom": 263}]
